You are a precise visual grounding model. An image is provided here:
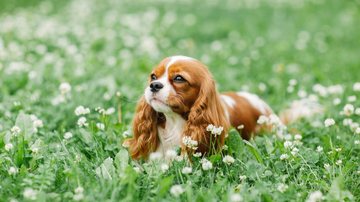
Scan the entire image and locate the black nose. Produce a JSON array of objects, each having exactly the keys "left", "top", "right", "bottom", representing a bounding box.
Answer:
[{"left": 150, "top": 82, "right": 164, "bottom": 92}]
